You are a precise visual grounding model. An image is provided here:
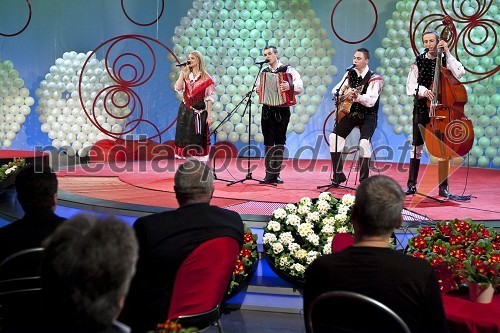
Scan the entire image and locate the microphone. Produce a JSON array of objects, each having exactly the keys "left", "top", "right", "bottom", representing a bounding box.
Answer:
[
  {"left": 255, "top": 59, "right": 270, "bottom": 65},
  {"left": 345, "top": 64, "right": 356, "bottom": 72},
  {"left": 419, "top": 48, "right": 429, "bottom": 56},
  {"left": 176, "top": 61, "right": 190, "bottom": 67}
]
